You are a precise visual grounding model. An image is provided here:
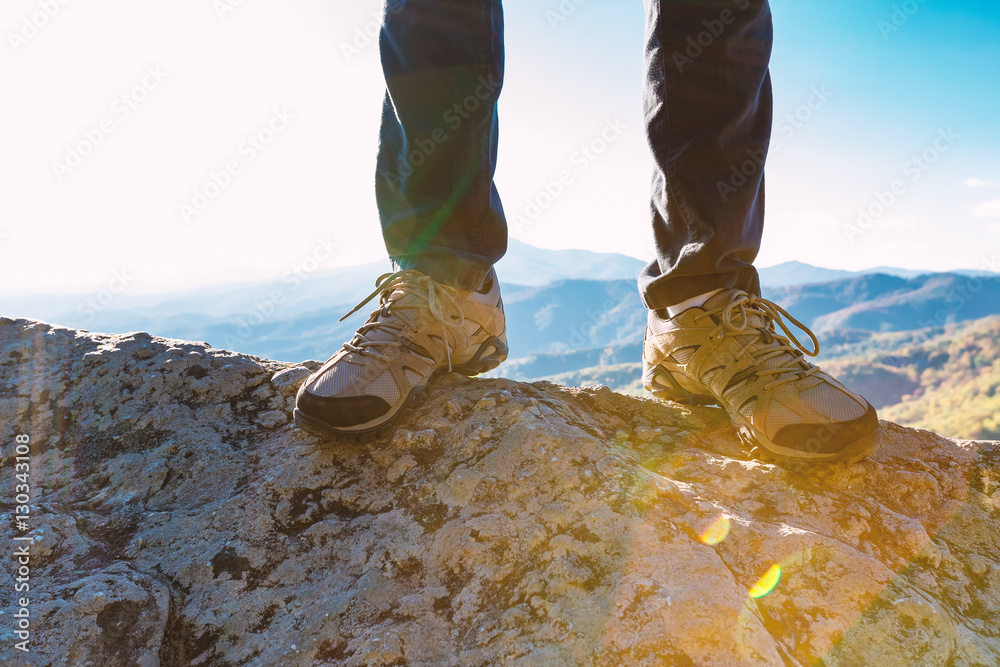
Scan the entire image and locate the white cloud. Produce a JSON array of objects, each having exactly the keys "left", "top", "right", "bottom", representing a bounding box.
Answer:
[
  {"left": 965, "top": 177, "right": 998, "bottom": 188},
  {"left": 973, "top": 199, "right": 1000, "bottom": 219}
]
